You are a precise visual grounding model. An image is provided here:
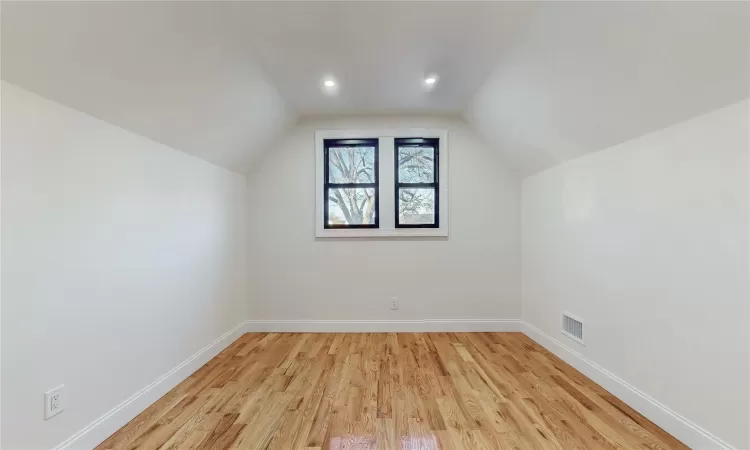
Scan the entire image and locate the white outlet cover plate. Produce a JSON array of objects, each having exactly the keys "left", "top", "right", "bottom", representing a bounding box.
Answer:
[{"left": 44, "top": 385, "right": 64, "bottom": 420}]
